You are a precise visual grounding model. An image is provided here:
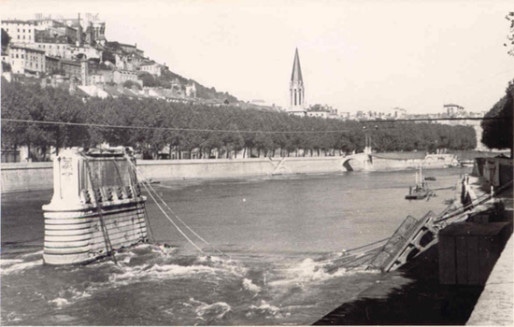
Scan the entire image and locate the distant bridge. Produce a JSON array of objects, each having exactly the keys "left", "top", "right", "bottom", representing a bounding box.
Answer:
[{"left": 342, "top": 152, "right": 373, "bottom": 171}]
